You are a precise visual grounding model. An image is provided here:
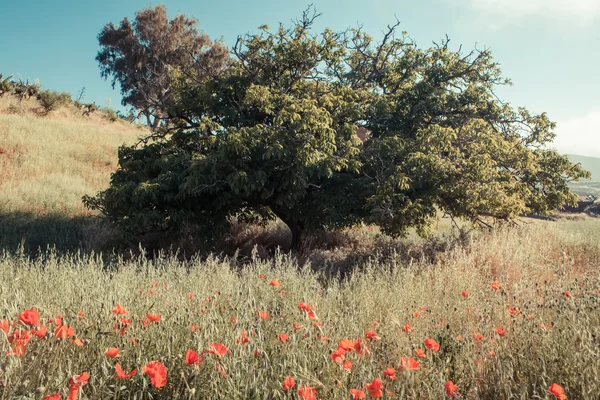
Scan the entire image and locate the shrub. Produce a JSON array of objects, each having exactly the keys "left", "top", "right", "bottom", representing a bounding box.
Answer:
[
  {"left": 0, "top": 74, "right": 13, "bottom": 97},
  {"left": 37, "top": 89, "right": 72, "bottom": 113}
]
